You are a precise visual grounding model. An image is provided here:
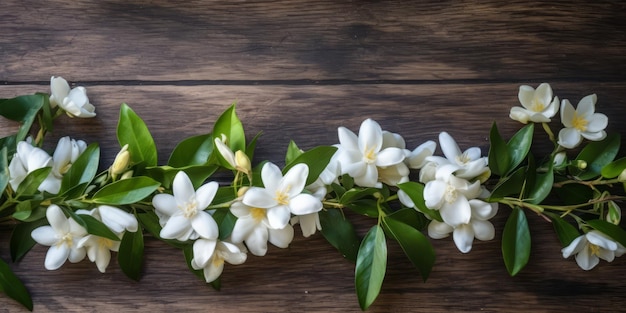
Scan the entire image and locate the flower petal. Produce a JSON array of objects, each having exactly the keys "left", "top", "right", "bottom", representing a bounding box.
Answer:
[
  {"left": 191, "top": 211, "right": 219, "bottom": 240},
  {"left": 560, "top": 100, "right": 576, "bottom": 128},
  {"left": 585, "top": 113, "right": 608, "bottom": 133},
  {"left": 453, "top": 224, "right": 474, "bottom": 253},
  {"left": 509, "top": 107, "right": 531, "bottom": 124},
  {"left": 231, "top": 216, "right": 257, "bottom": 243},
  {"left": 440, "top": 195, "right": 472, "bottom": 227},
  {"left": 577, "top": 94, "right": 597, "bottom": 116},
  {"left": 575, "top": 244, "right": 599, "bottom": 270},
  {"left": 192, "top": 238, "right": 217, "bottom": 268},
  {"left": 517, "top": 85, "right": 535, "bottom": 109},
  {"left": 289, "top": 193, "right": 322, "bottom": 215},
  {"left": 268, "top": 224, "right": 294, "bottom": 248},
  {"left": 203, "top": 259, "right": 224, "bottom": 283},
  {"left": 160, "top": 214, "right": 192, "bottom": 240},
  {"left": 31, "top": 226, "right": 58, "bottom": 246},
  {"left": 44, "top": 244, "right": 70, "bottom": 270},
  {"left": 562, "top": 235, "right": 585, "bottom": 258},
  {"left": 245, "top": 225, "right": 269, "bottom": 256},
  {"left": 581, "top": 130, "right": 606, "bottom": 141},
  {"left": 424, "top": 180, "right": 447, "bottom": 209},
  {"left": 261, "top": 162, "right": 283, "bottom": 193},
  {"left": 195, "top": 181, "right": 219, "bottom": 211},
  {"left": 586, "top": 231, "right": 618, "bottom": 251},
  {"left": 358, "top": 119, "right": 383, "bottom": 156},
  {"left": 337, "top": 126, "right": 359, "bottom": 151},
  {"left": 280, "top": 163, "right": 308, "bottom": 198},
  {"left": 375, "top": 147, "right": 405, "bottom": 167},
  {"left": 98, "top": 205, "right": 138, "bottom": 233},
  {"left": 427, "top": 220, "right": 453, "bottom": 239},
  {"left": 152, "top": 194, "right": 179, "bottom": 217},
  {"left": 242, "top": 187, "right": 278, "bottom": 209},
  {"left": 471, "top": 219, "right": 495, "bottom": 241},
  {"left": 439, "top": 132, "right": 461, "bottom": 162},
  {"left": 220, "top": 242, "right": 247, "bottom": 265},
  {"left": 266, "top": 205, "right": 291, "bottom": 229},
  {"left": 47, "top": 205, "right": 69, "bottom": 234},
  {"left": 558, "top": 127, "right": 582, "bottom": 149},
  {"left": 173, "top": 172, "right": 196, "bottom": 208}
]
